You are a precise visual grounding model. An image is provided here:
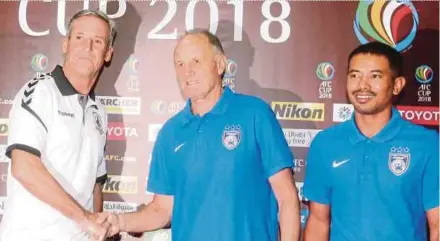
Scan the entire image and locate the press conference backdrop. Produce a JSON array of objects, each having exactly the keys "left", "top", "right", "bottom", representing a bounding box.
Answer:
[{"left": 0, "top": 0, "right": 438, "bottom": 240}]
